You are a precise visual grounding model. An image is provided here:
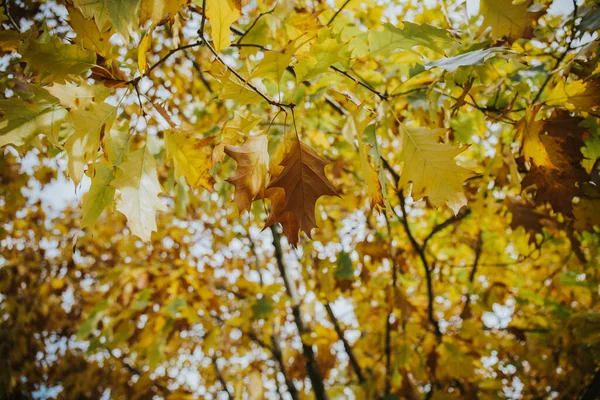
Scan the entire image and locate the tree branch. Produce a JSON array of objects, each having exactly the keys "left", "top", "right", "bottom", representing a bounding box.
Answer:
[
  {"left": 422, "top": 208, "right": 471, "bottom": 249},
  {"left": 204, "top": 38, "right": 294, "bottom": 110},
  {"left": 270, "top": 225, "right": 329, "bottom": 400},
  {"left": 324, "top": 302, "right": 366, "bottom": 384}
]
